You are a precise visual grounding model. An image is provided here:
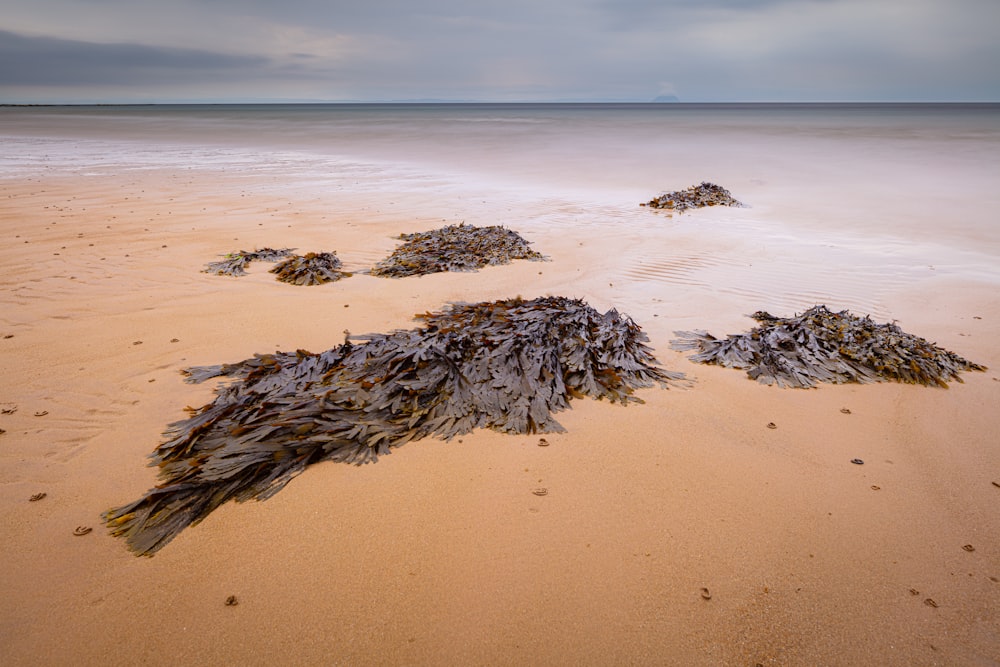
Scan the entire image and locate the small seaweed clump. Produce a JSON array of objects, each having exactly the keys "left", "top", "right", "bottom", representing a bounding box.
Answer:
[
  {"left": 102, "top": 296, "right": 684, "bottom": 556},
  {"left": 671, "top": 305, "right": 986, "bottom": 388},
  {"left": 203, "top": 247, "right": 295, "bottom": 277},
  {"left": 370, "top": 223, "right": 546, "bottom": 277},
  {"left": 641, "top": 182, "right": 743, "bottom": 212},
  {"left": 270, "top": 252, "right": 352, "bottom": 285}
]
